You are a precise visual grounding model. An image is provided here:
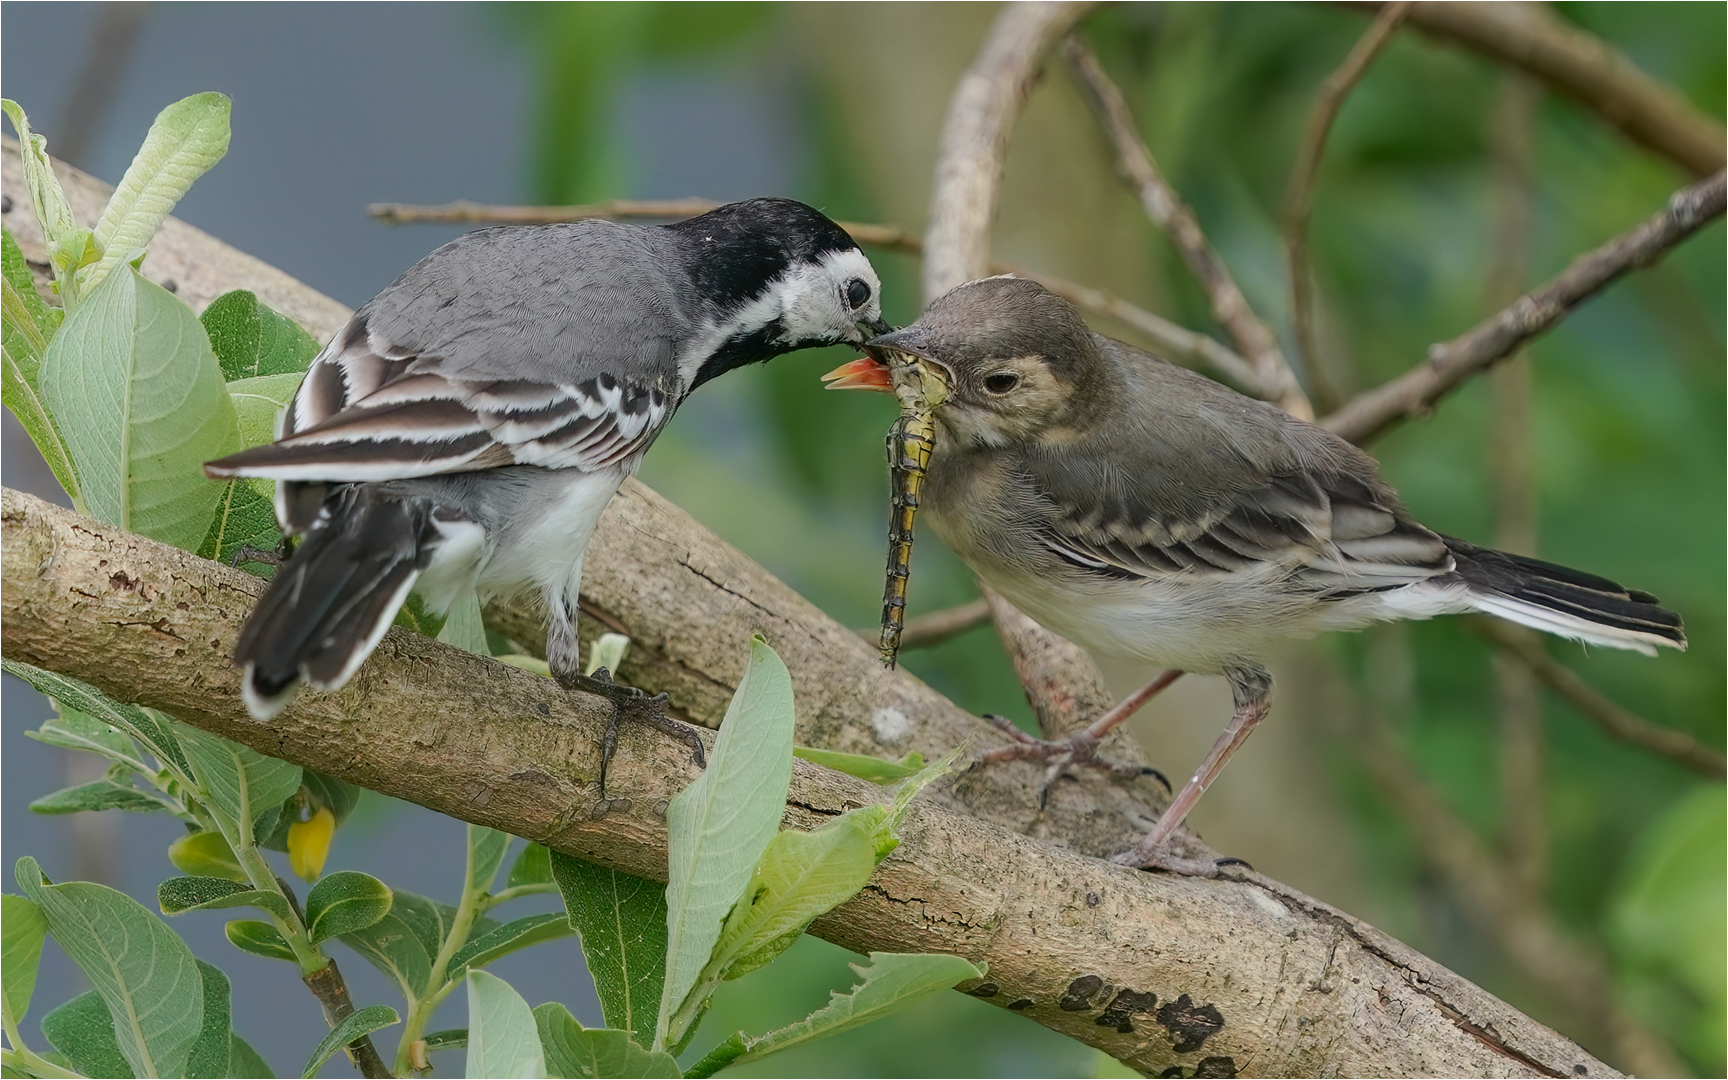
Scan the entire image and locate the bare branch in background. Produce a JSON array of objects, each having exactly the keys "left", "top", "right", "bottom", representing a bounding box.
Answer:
[
  {"left": 1484, "top": 71, "right": 1547, "bottom": 902},
  {"left": 1284, "top": 1, "right": 1412, "bottom": 413},
  {"left": 53, "top": 1, "right": 151, "bottom": 168},
  {"left": 1465, "top": 617, "right": 1727, "bottom": 780},
  {"left": 1063, "top": 35, "right": 1315, "bottom": 420},
  {"left": 1321, "top": 170, "right": 1726, "bottom": 445},
  {"left": 1339, "top": 1, "right": 1726, "bottom": 178},
  {"left": 856, "top": 596, "right": 991, "bottom": 651}
]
